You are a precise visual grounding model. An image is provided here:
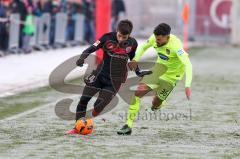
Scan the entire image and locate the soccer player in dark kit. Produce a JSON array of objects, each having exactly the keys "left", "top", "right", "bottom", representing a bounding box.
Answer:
[{"left": 66, "top": 19, "right": 151, "bottom": 134}]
